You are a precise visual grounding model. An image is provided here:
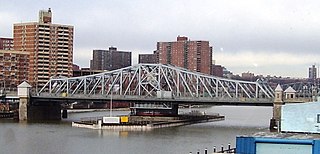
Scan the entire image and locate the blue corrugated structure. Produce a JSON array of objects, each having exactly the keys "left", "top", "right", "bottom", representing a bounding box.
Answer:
[
  {"left": 236, "top": 133, "right": 320, "bottom": 154},
  {"left": 236, "top": 136, "right": 256, "bottom": 153},
  {"left": 281, "top": 102, "right": 320, "bottom": 133}
]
